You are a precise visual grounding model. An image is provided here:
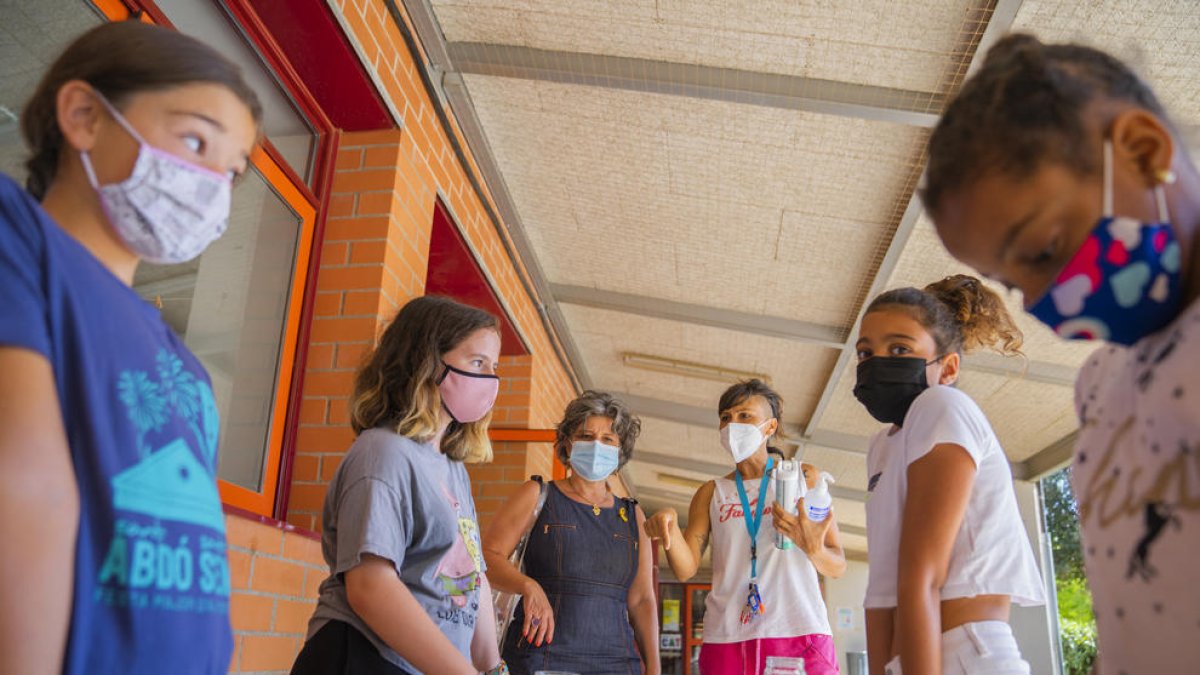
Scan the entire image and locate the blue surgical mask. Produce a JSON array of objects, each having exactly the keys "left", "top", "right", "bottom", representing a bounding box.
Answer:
[
  {"left": 569, "top": 440, "right": 620, "bottom": 482},
  {"left": 1029, "top": 141, "right": 1183, "bottom": 346}
]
